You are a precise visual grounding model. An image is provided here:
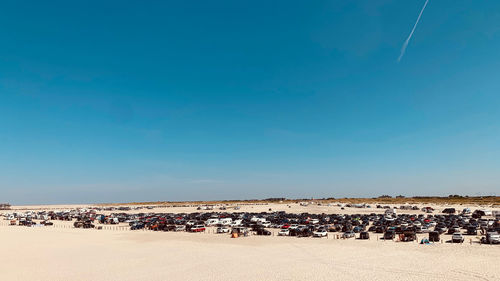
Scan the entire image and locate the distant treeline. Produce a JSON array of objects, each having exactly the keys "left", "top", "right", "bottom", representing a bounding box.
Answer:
[
  {"left": 0, "top": 203, "right": 11, "bottom": 210},
  {"left": 99, "top": 195, "right": 499, "bottom": 207}
]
